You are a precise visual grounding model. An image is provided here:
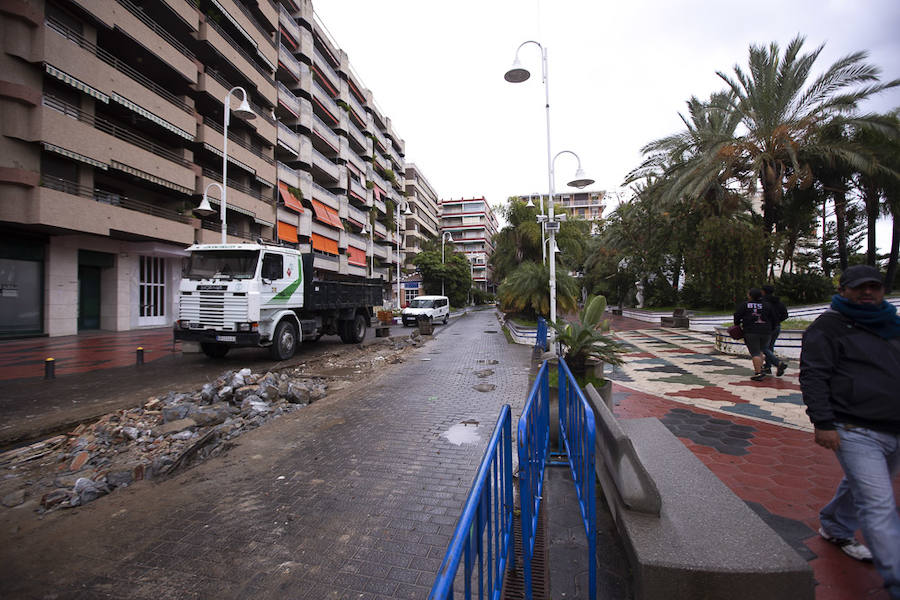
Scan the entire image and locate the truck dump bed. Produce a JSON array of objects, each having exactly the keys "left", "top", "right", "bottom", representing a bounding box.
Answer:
[{"left": 301, "top": 254, "right": 383, "bottom": 310}]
